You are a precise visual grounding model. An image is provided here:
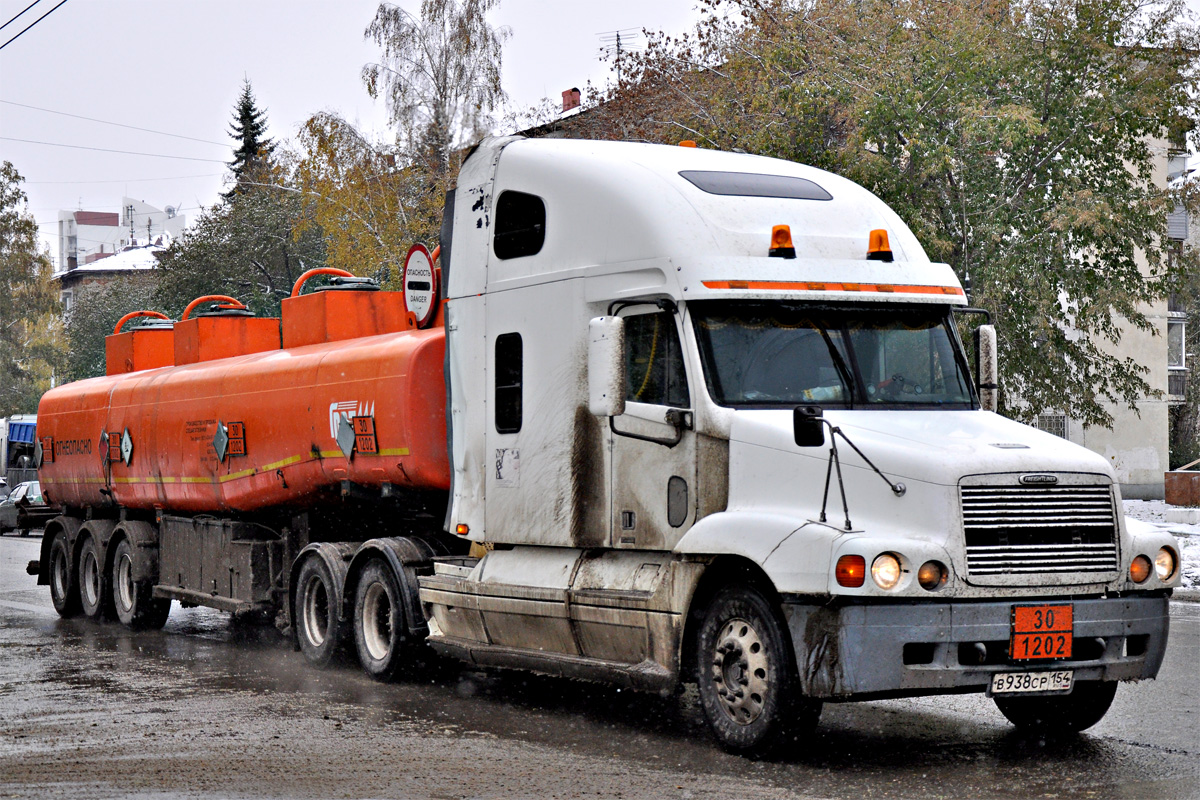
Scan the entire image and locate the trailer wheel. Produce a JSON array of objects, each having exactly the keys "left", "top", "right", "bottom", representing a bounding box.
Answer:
[
  {"left": 353, "top": 558, "right": 406, "bottom": 681},
  {"left": 78, "top": 536, "right": 109, "bottom": 619},
  {"left": 294, "top": 556, "right": 344, "bottom": 667},
  {"left": 695, "top": 584, "right": 821, "bottom": 757},
  {"left": 48, "top": 533, "right": 81, "bottom": 618},
  {"left": 993, "top": 680, "right": 1118, "bottom": 734},
  {"left": 111, "top": 539, "right": 170, "bottom": 630}
]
